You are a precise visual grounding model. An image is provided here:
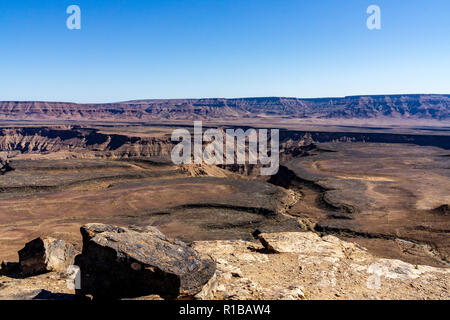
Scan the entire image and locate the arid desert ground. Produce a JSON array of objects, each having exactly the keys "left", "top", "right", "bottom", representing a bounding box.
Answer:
[
  {"left": 0, "top": 121, "right": 448, "bottom": 266},
  {"left": 0, "top": 115, "right": 448, "bottom": 299}
]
